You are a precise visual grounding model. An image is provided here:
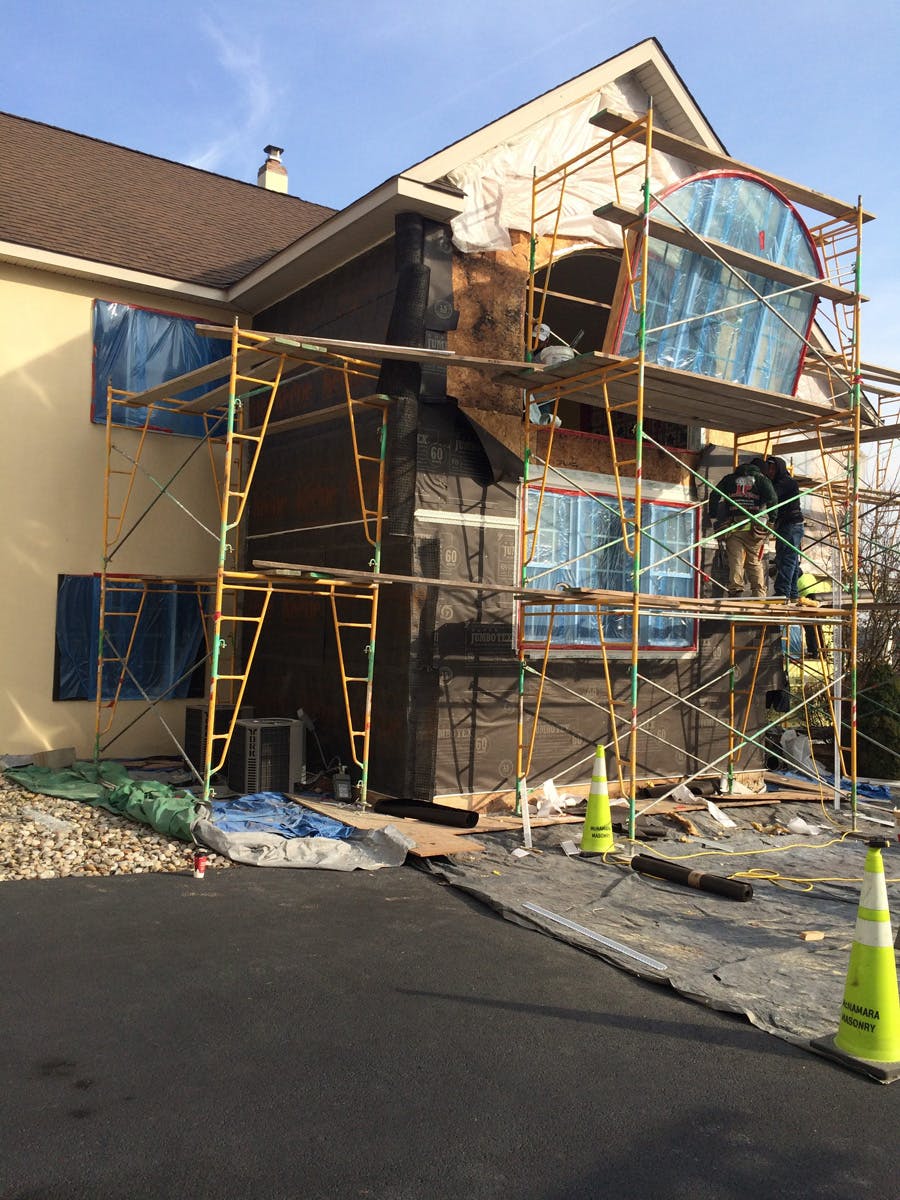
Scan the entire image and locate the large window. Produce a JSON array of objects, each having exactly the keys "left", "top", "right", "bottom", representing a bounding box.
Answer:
[
  {"left": 615, "top": 172, "right": 822, "bottom": 395},
  {"left": 54, "top": 575, "right": 207, "bottom": 701},
  {"left": 91, "top": 301, "right": 230, "bottom": 436},
  {"left": 522, "top": 485, "right": 697, "bottom": 651}
]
